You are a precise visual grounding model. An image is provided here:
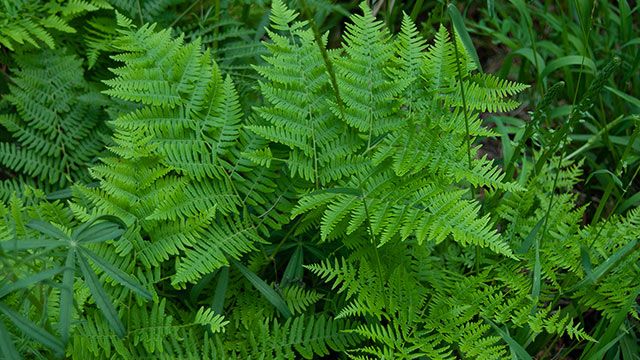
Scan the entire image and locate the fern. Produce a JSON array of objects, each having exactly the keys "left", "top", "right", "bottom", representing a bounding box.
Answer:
[
  {"left": 0, "top": 0, "right": 109, "bottom": 51},
  {"left": 248, "top": 0, "right": 359, "bottom": 185},
  {"left": 1, "top": 1, "right": 638, "bottom": 359},
  {"left": 0, "top": 49, "right": 108, "bottom": 199}
]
